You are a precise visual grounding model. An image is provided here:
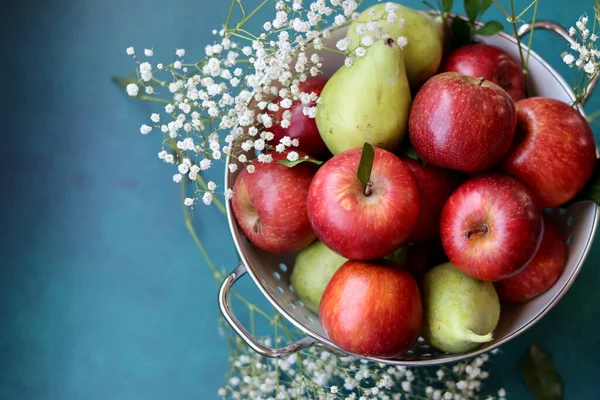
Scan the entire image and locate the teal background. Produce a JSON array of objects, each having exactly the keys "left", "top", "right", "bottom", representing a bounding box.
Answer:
[{"left": 0, "top": 0, "right": 599, "bottom": 398}]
